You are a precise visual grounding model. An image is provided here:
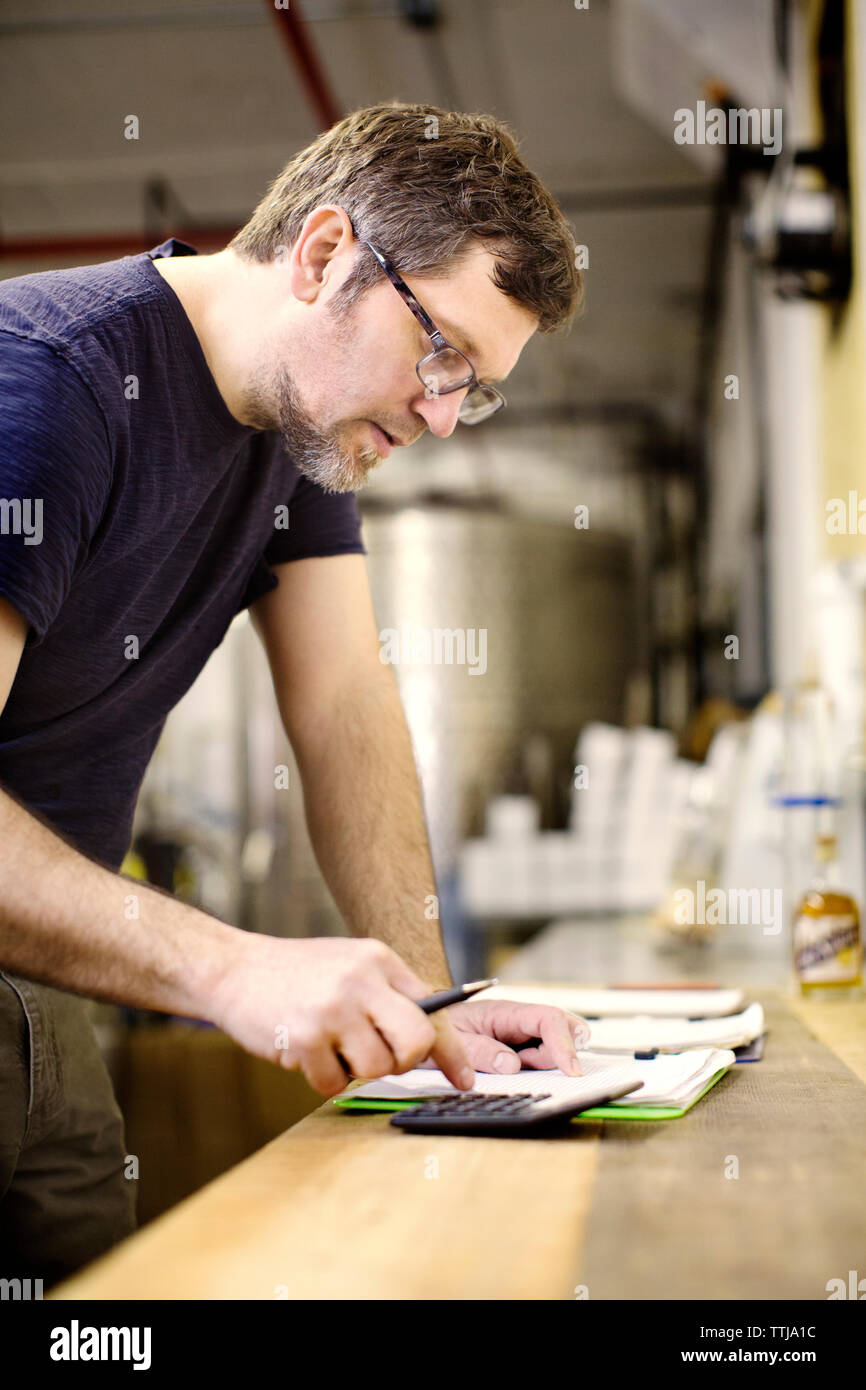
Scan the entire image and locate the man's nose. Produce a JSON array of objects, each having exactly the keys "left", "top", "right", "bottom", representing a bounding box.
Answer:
[{"left": 412, "top": 386, "right": 466, "bottom": 438}]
